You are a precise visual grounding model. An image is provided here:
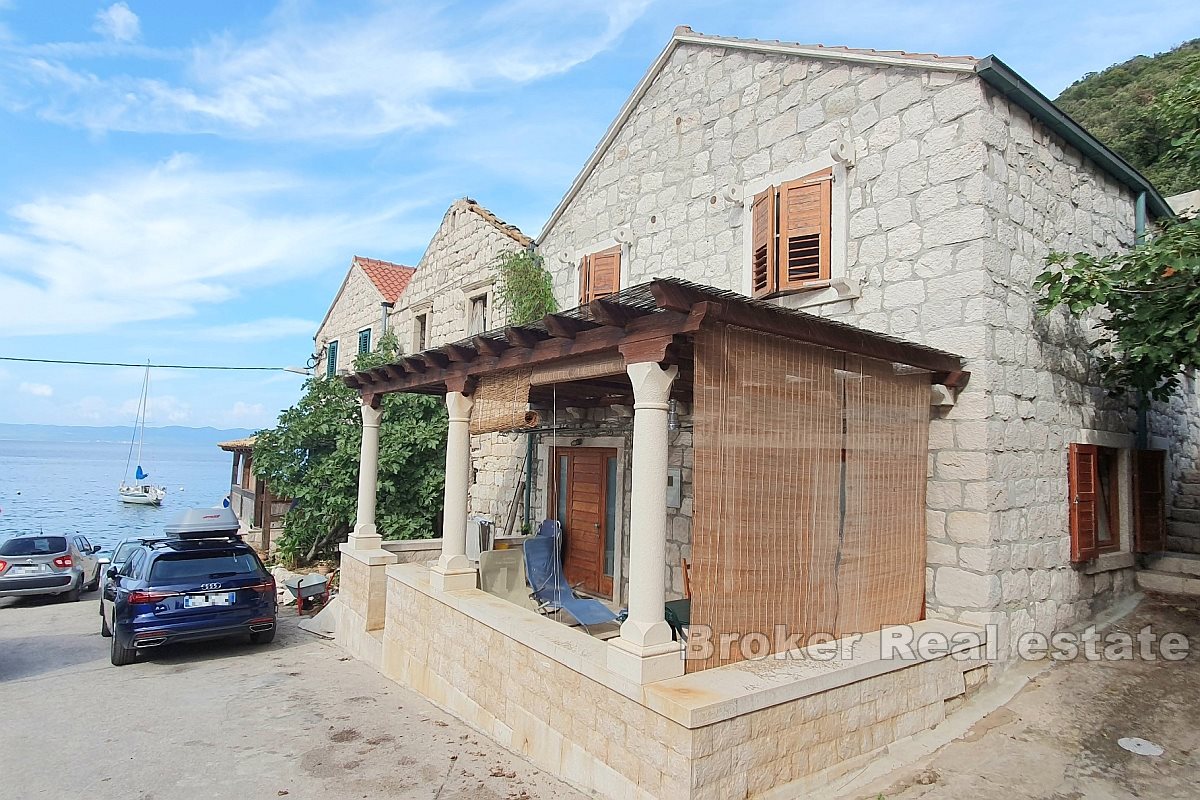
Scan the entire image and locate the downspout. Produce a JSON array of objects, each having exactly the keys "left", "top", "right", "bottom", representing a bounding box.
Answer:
[
  {"left": 524, "top": 432, "right": 535, "bottom": 534},
  {"left": 380, "top": 302, "right": 393, "bottom": 338},
  {"left": 1135, "top": 192, "right": 1149, "bottom": 450}
]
